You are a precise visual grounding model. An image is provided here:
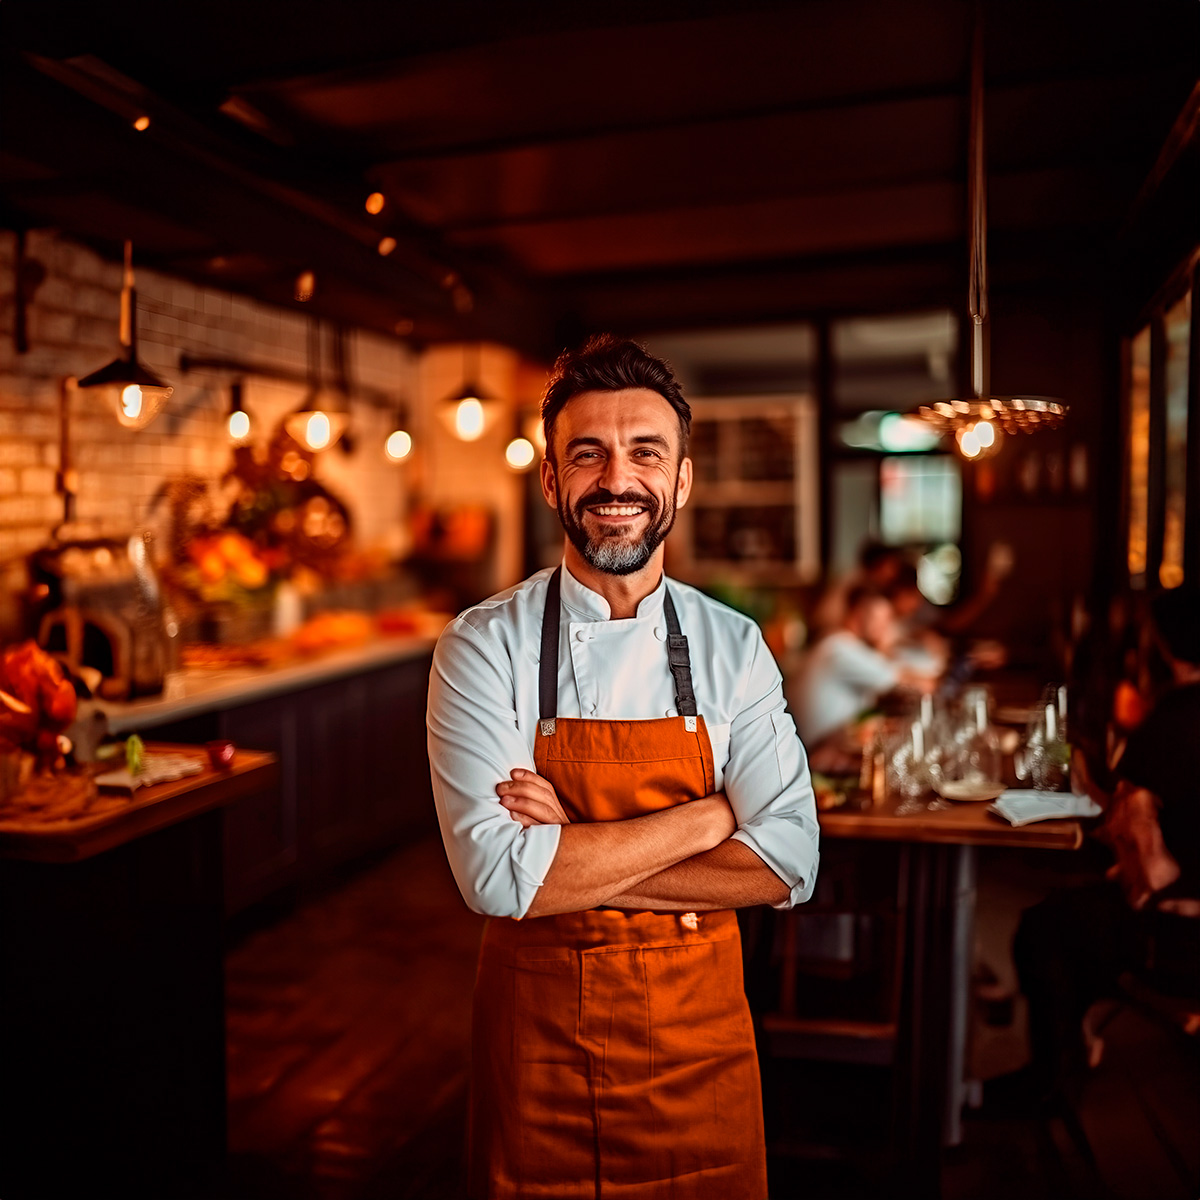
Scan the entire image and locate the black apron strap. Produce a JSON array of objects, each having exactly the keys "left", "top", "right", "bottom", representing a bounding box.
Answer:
[
  {"left": 663, "top": 587, "right": 698, "bottom": 718},
  {"left": 539, "top": 568, "right": 698, "bottom": 720},
  {"left": 539, "top": 567, "right": 562, "bottom": 721}
]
